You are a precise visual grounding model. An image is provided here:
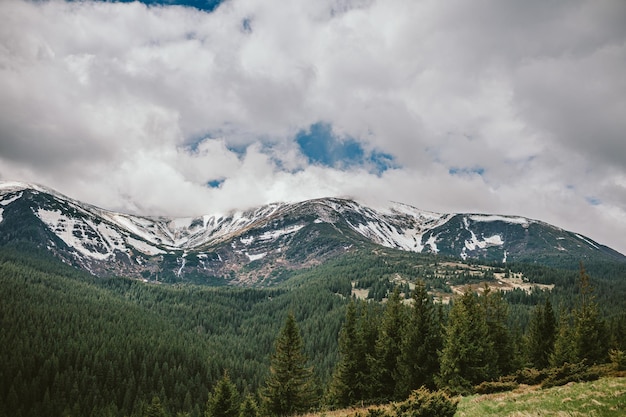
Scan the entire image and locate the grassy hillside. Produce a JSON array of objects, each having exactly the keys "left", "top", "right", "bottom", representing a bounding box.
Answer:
[
  {"left": 457, "top": 377, "right": 626, "bottom": 417},
  {"left": 300, "top": 377, "right": 626, "bottom": 417}
]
